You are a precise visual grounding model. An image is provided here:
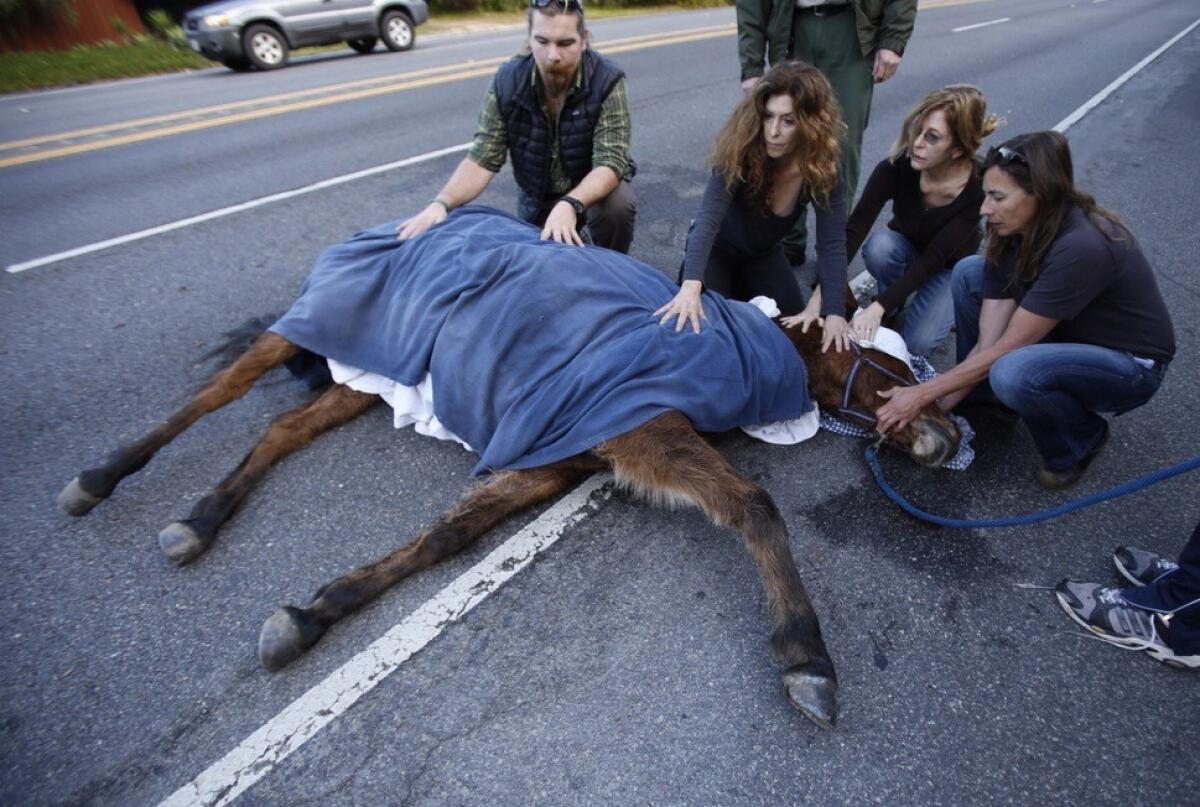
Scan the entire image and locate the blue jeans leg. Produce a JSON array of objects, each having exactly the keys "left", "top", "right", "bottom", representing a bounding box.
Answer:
[
  {"left": 988, "top": 343, "right": 1166, "bottom": 470},
  {"left": 898, "top": 269, "right": 954, "bottom": 357},
  {"left": 1122, "top": 519, "right": 1200, "bottom": 654},
  {"left": 950, "top": 254, "right": 986, "bottom": 363},
  {"left": 862, "top": 231, "right": 954, "bottom": 356}
]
